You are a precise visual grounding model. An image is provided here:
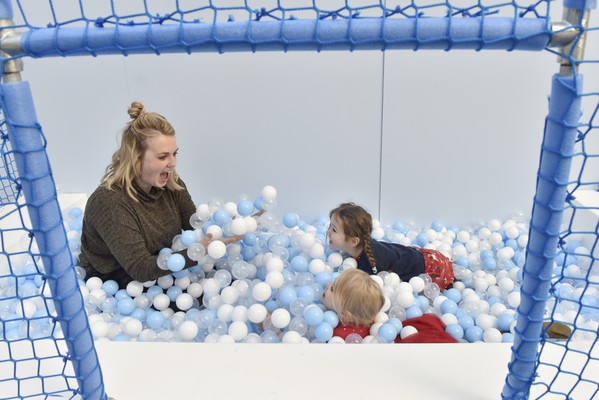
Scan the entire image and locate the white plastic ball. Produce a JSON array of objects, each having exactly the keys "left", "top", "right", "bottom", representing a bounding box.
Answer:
[
  {"left": 196, "top": 204, "right": 212, "bottom": 220},
  {"left": 228, "top": 321, "right": 249, "bottom": 341},
  {"left": 265, "top": 271, "right": 285, "bottom": 289},
  {"left": 408, "top": 277, "right": 425, "bottom": 293},
  {"left": 186, "top": 282, "right": 204, "bottom": 298},
  {"left": 123, "top": 319, "right": 143, "bottom": 337},
  {"left": 252, "top": 282, "right": 272, "bottom": 302},
  {"left": 282, "top": 331, "right": 303, "bottom": 344},
  {"left": 507, "top": 291, "right": 521, "bottom": 308},
  {"left": 396, "top": 292, "right": 415, "bottom": 308},
  {"left": 157, "top": 275, "right": 174, "bottom": 289},
  {"left": 262, "top": 185, "right": 277, "bottom": 201},
  {"left": 217, "top": 304, "right": 234, "bottom": 322},
  {"left": 86, "top": 277, "right": 103, "bottom": 291},
  {"left": 230, "top": 218, "right": 247, "bottom": 236},
  {"left": 175, "top": 293, "right": 194, "bottom": 311},
  {"left": 483, "top": 328, "right": 503, "bottom": 343},
  {"left": 153, "top": 293, "right": 171, "bottom": 311},
  {"left": 126, "top": 281, "right": 144, "bottom": 298},
  {"left": 220, "top": 286, "right": 240, "bottom": 305},
  {"left": 400, "top": 325, "right": 418, "bottom": 339},
  {"left": 271, "top": 308, "right": 291, "bottom": 329},
  {"left": 230, "top": 305, "right": 248, "bottom": 322},
  {"left": 327, "top": 253, "right": 343, "bottom": 268},
  {"left": 207, "top": 241, "right": 227, "bottom": 259},
  {"left": 178, "top": 320, "right": 199, "bottom": 341},
  {"left": 247, "top": 304, "right": 268, "bottom": 323}
]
